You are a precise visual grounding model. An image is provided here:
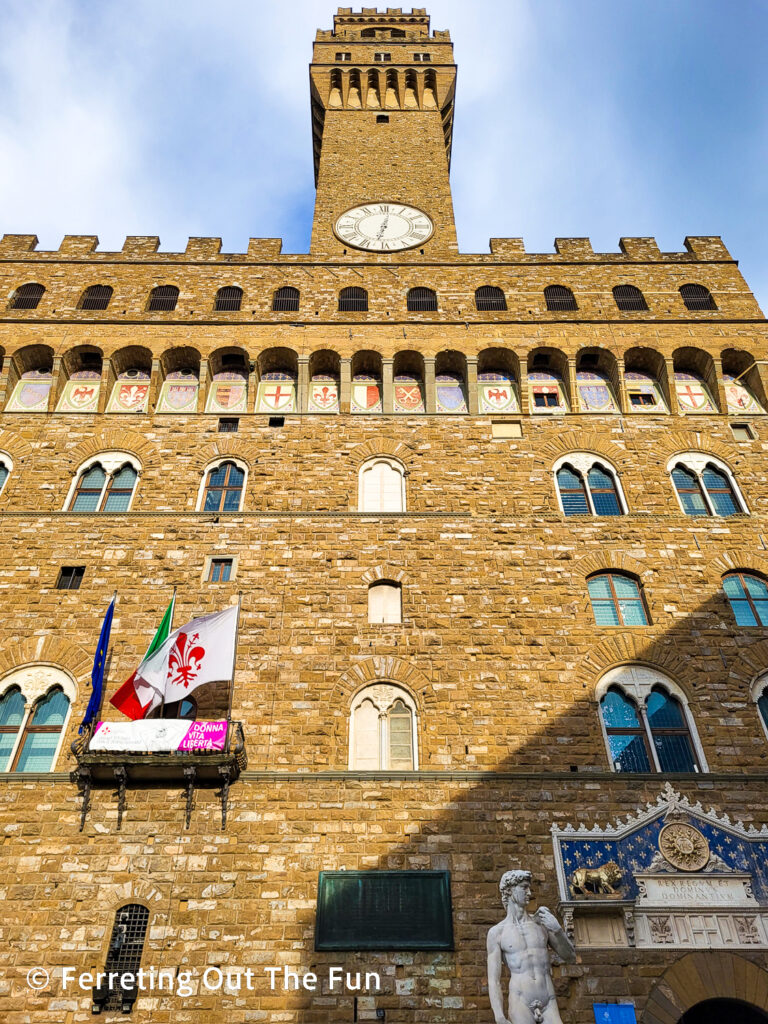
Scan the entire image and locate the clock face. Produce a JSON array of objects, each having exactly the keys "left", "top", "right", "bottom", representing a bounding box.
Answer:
[{"left": 334, "top": 203, "right": 434, "bottom": 252}]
